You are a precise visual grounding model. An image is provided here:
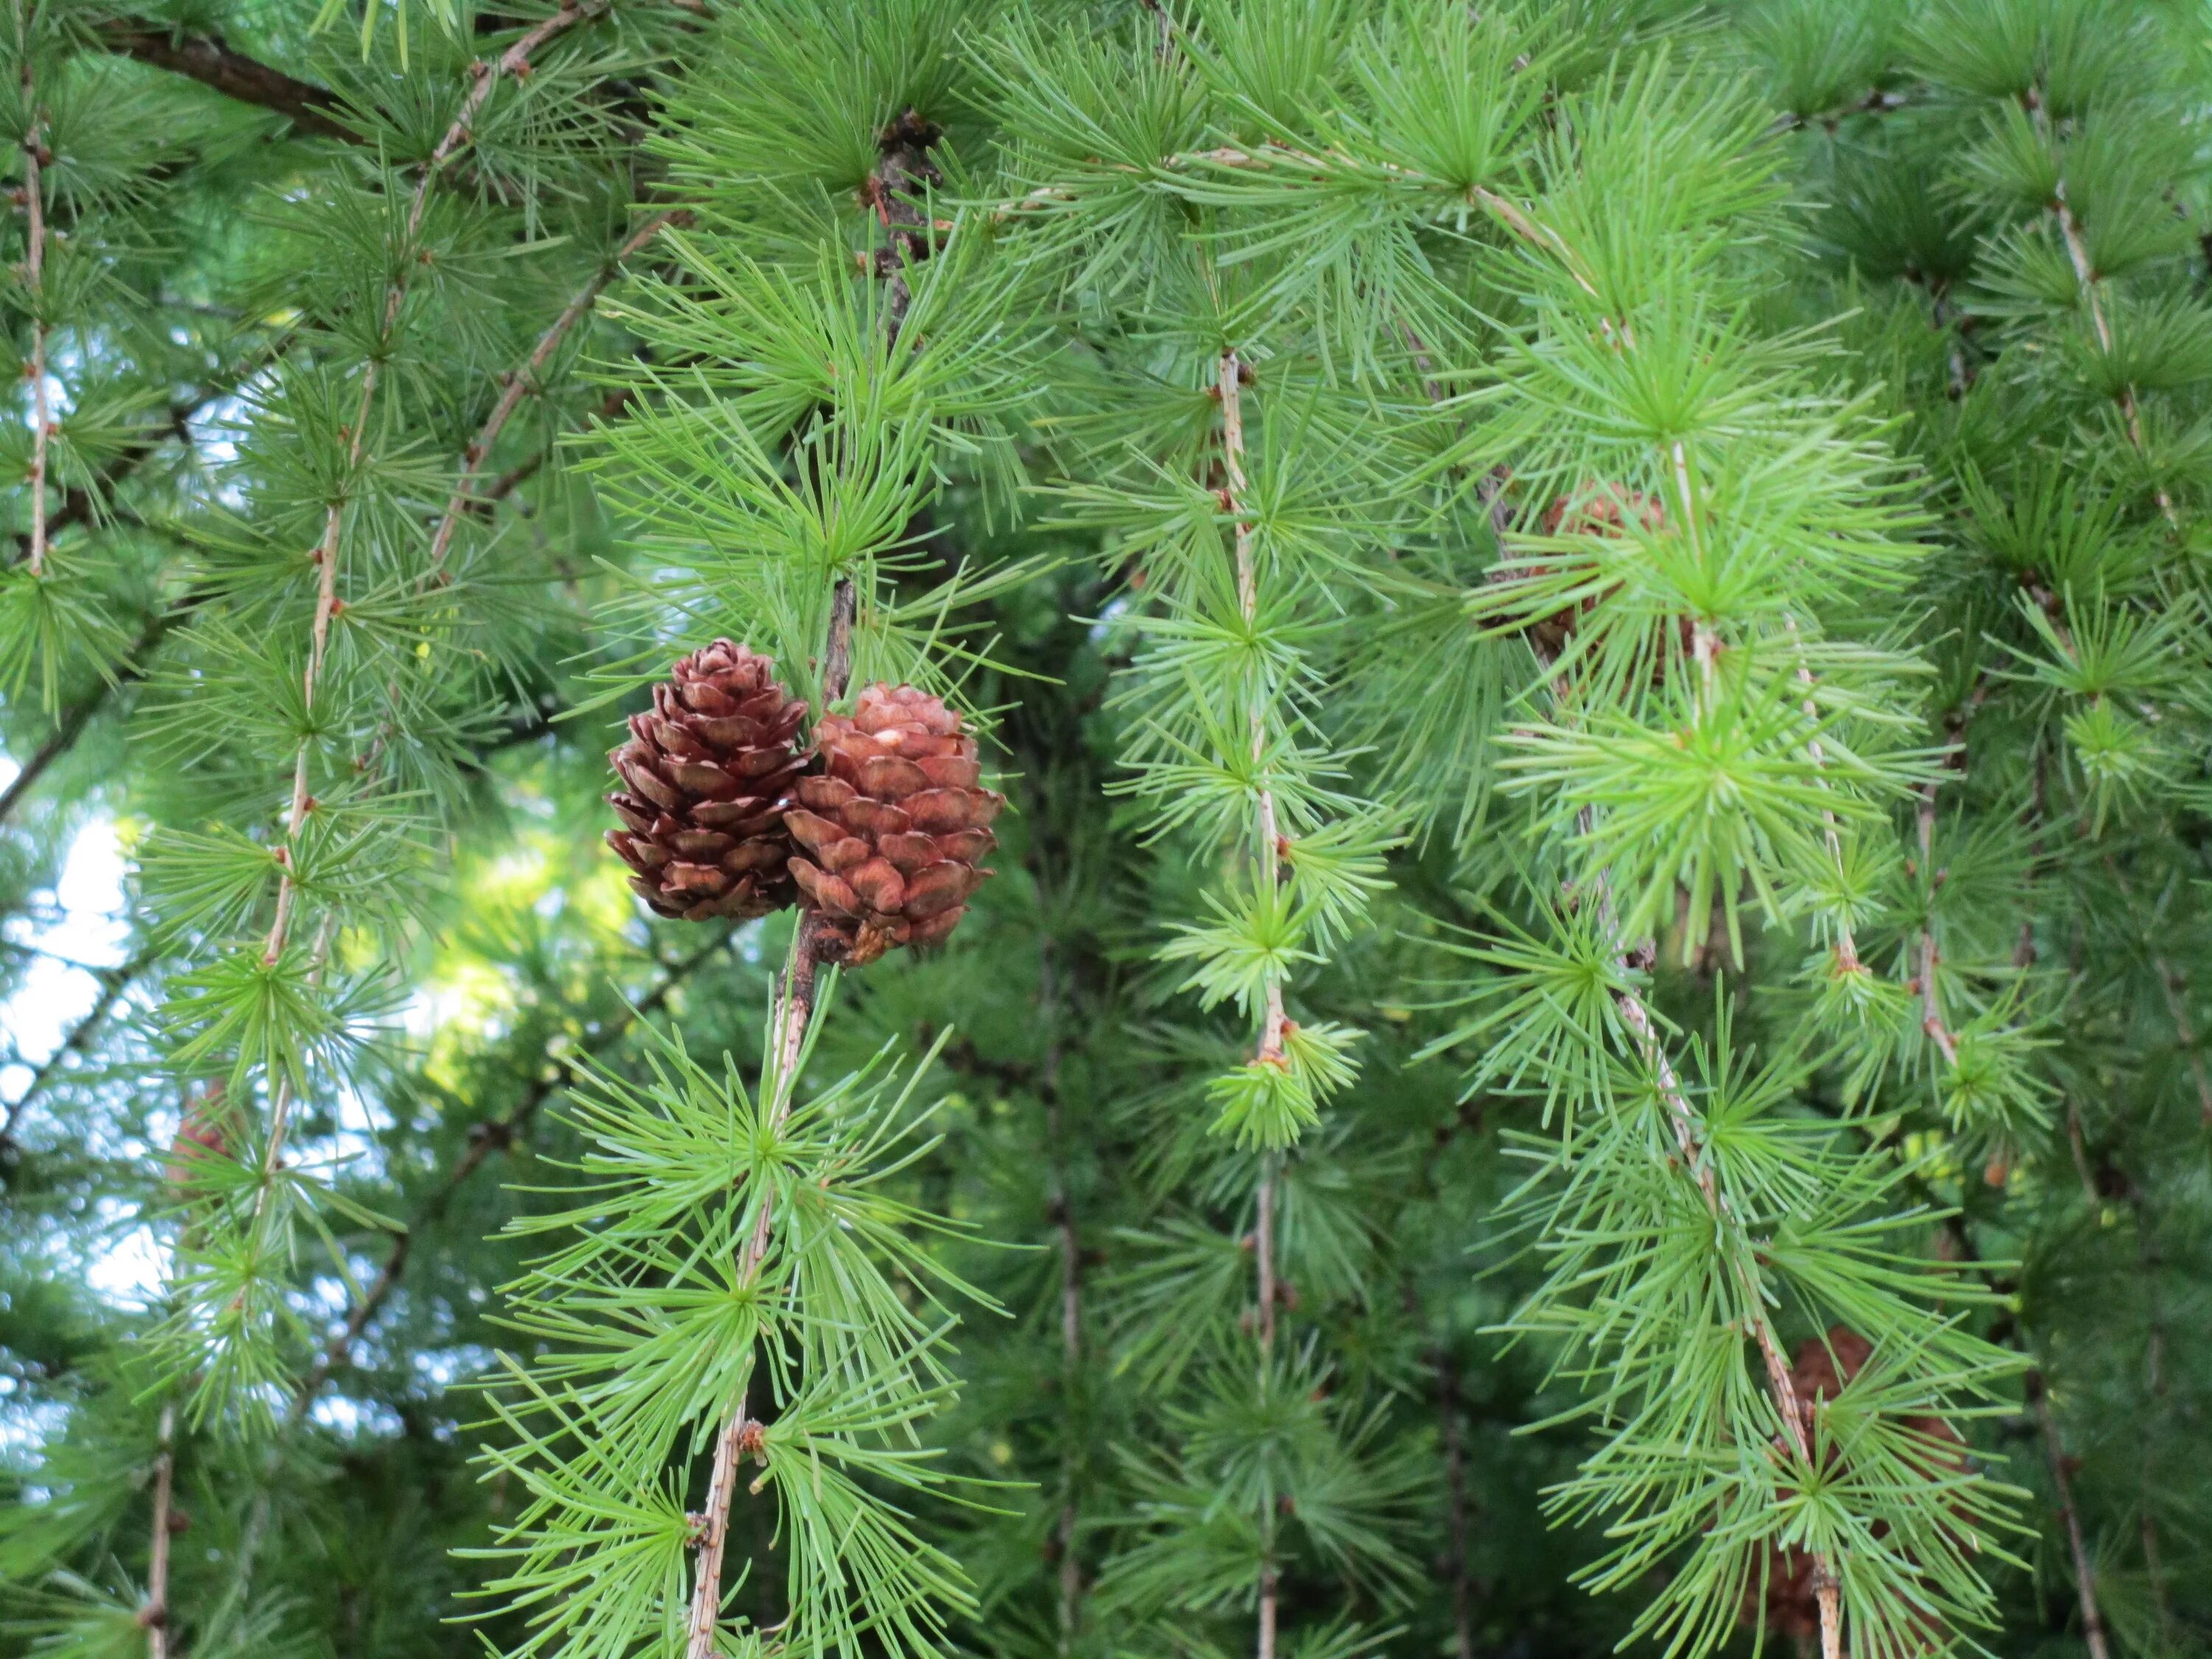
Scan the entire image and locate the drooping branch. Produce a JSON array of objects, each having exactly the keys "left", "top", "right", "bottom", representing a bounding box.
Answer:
[
  {"left": 208, "top": 931, "right": 733, "bottom": 1624},
  {"left": 1520, "top": 627, "right": 1840, "bottom": 1659},
  {"left": 255, "top": 0, "right": 604, "bottom": 1169},
  {"left": 1215, "top": 343, "right": 1288, "bottom": 1659},
  {"left": 2022, "top": 87, "right": 2177, "bottom": 527},
  {"left": 92, "top": 16, "right": 353, "bottom": 142}
]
